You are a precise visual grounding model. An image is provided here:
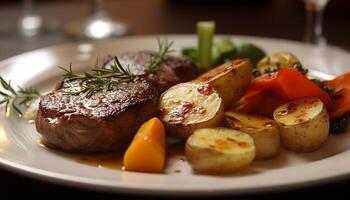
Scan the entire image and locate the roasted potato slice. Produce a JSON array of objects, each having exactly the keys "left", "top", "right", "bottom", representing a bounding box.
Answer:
[
  {"left": 256, "top": 52, "right": 301, "bottom": 74},
  {"left": 224, "top": 112, "right": 280, "bottom": 160},
  {"left": 185, "top": 127, "right": 255, "bottom": 174},
  {"left": 195, "top": 58, "right": 252, "bottom": 108},
  {"left": 273, "top": 97, "right": 329, "bottom": 153},
  {"left": 159, "top": 82, "right": 224, "bottom": 139}
]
